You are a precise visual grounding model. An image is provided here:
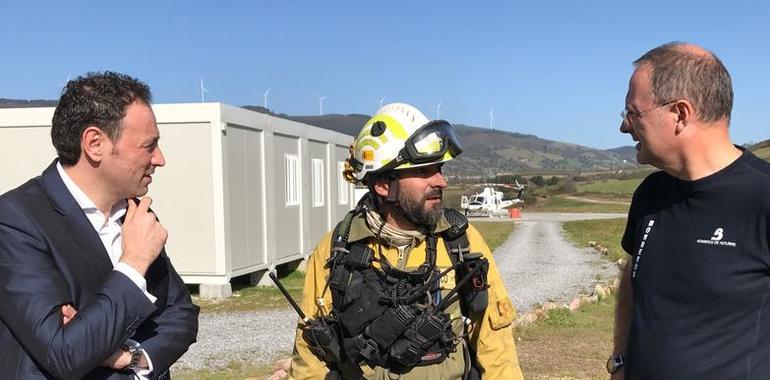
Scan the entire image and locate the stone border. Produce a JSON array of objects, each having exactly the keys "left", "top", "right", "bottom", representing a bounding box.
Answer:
[
  {"left": 515, "top": 241, "right": 624, "bottom": 327},
  {"left": 514, "top": 281, "right": 617, "bottom": 327}
]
